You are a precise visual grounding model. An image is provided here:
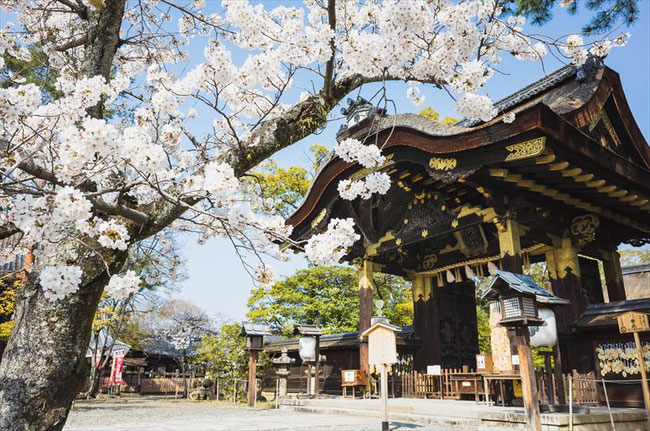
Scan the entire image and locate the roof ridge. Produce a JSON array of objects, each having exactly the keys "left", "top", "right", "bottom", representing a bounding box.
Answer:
[{"left": 456, "top": 64, "right": 577, "bottom": 127}]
